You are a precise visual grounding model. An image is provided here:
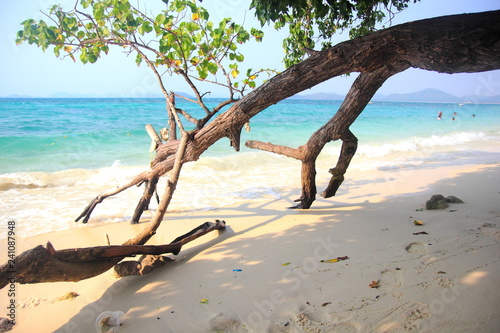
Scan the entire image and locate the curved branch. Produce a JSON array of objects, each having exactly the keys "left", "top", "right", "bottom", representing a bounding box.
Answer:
[
  {"left": 79, "top": 11, "right": 500, "bottom": 218},
  {"left": 75, "top": 170, "right": 151, "bottom": 223},
  {"left": 321, "top": 130, "right": 358, "bottom": 199},
  {"left": 292, "top": 61, "right": 409, "bottom": 208}
]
